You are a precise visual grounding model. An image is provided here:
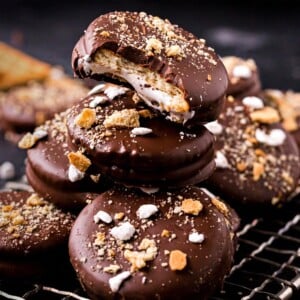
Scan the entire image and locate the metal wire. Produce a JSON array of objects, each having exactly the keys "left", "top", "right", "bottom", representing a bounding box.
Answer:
[{"left": 0, "top": 179, "right": 299, "bottom": 299}]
